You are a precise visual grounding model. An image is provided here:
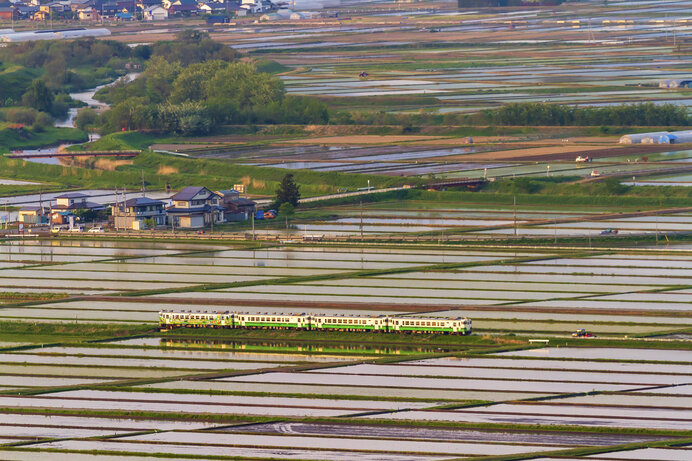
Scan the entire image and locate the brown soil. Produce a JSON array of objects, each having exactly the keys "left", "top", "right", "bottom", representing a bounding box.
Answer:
[{"left": 286, "top": 135, "right": 449, "bottom": 144}]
